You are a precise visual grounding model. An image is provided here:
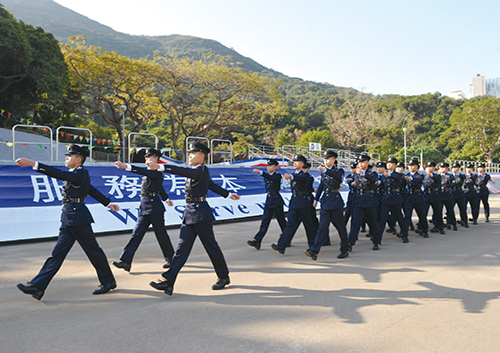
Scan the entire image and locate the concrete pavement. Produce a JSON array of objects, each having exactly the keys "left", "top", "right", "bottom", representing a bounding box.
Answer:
[{"left": 1, "top": 196, "right": 500, "bottom": 352}]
